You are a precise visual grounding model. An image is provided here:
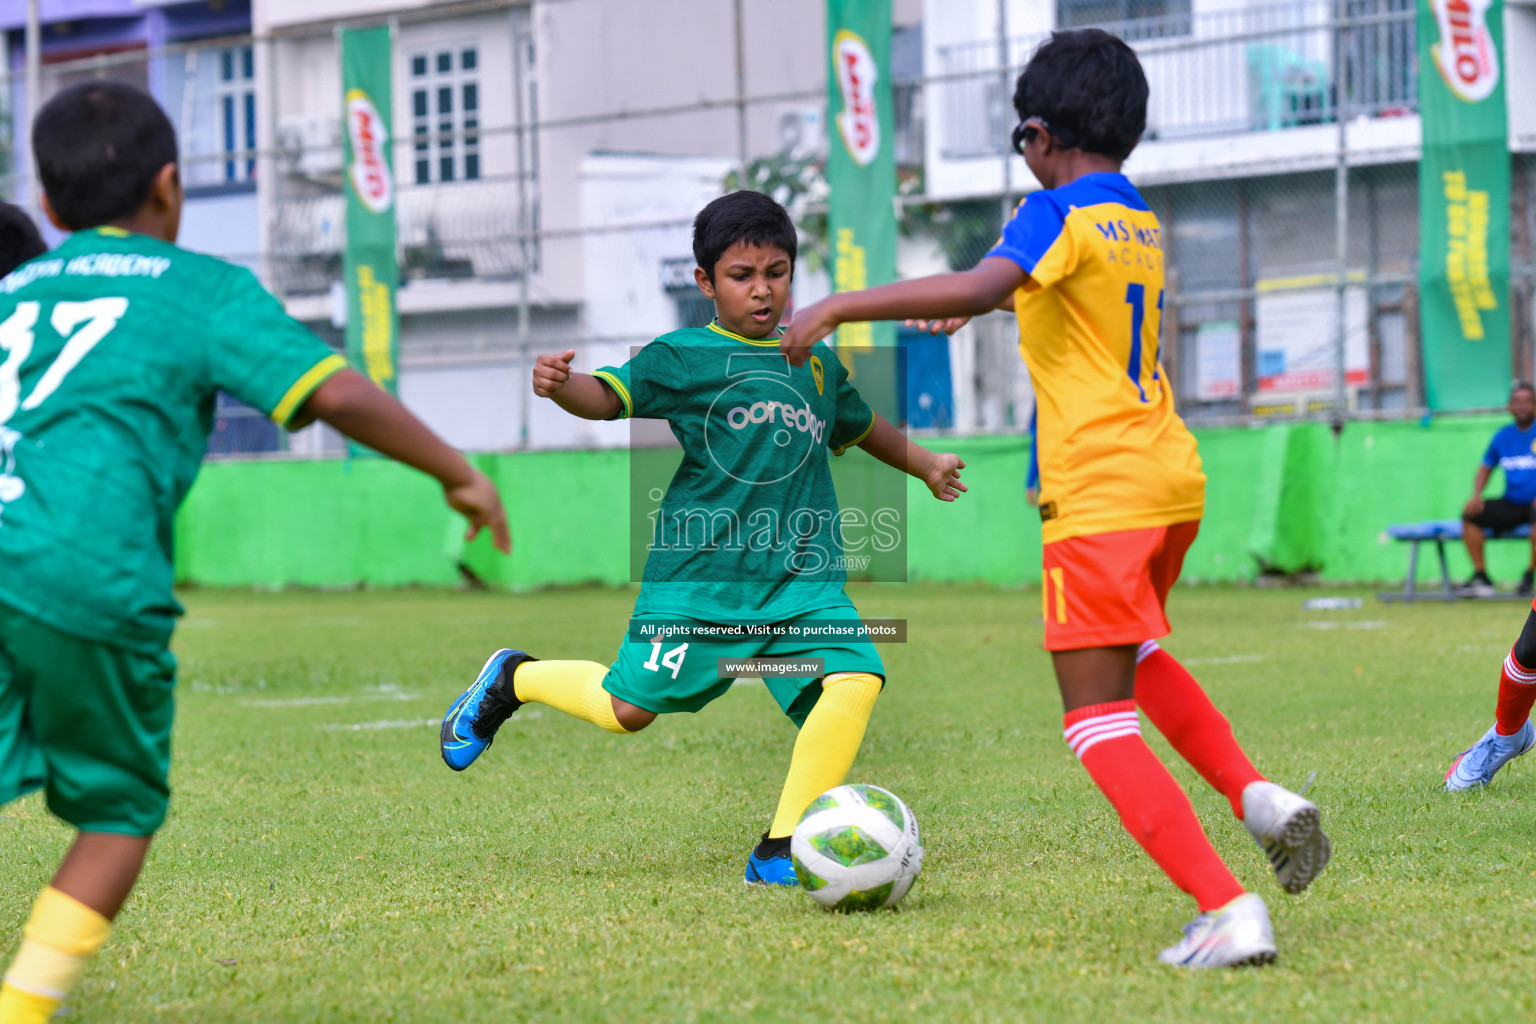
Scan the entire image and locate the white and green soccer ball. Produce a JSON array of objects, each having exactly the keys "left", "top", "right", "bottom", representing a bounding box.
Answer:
[{"left": 791, "top": 784, "right": 923, "bottom": 911}]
